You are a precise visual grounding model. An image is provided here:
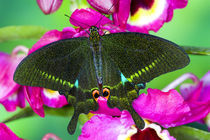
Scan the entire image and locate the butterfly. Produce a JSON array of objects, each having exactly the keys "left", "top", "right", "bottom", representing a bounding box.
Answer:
[{"left": 14, "top": 26, "right": 190, "bottom": 134}]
